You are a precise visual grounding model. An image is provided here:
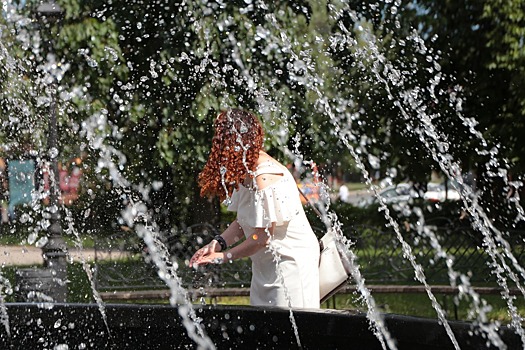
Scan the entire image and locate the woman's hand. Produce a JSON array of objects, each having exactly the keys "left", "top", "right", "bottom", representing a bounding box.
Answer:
[
  {"left": 189, "top": 240, "right": 221, "bottom": 268},
  {"left": 193, "top": 252, "right": 226, "bottom": 266}
]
